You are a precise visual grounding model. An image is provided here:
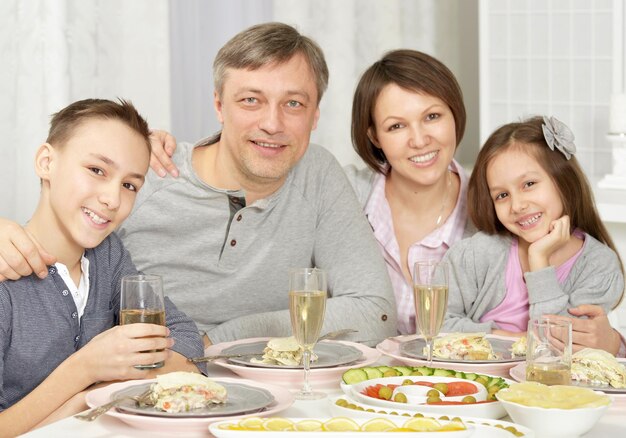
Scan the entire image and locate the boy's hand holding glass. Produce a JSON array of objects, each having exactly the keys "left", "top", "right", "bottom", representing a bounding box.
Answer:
[{"left": 120, "top": 274, "right": 168, "bottom": 369}]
